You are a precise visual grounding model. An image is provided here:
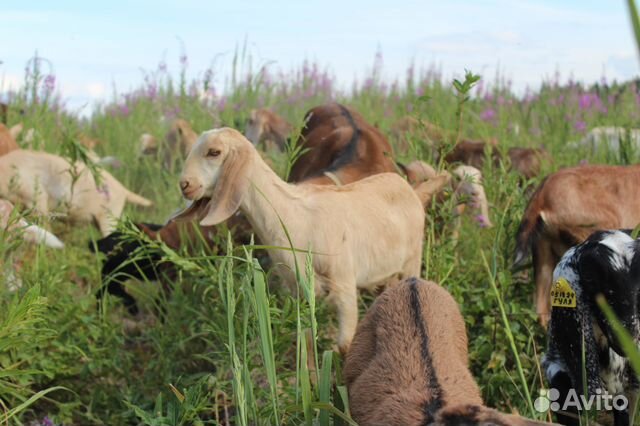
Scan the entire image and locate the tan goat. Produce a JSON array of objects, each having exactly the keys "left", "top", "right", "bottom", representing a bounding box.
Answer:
[
  {"left": 174, "top": 128, "right": 444, "bottom": 352},
  {"left": 244, "top": 108, "right": 293, "bottom": 151},
  {"left": 0, "top": 150, "right": 152, "bottom": 236},
  {"left": 344, "top": 278, "right": 556, "bottom": 426},
  {"left": 514, "top": 164, "right": 640, "bottom": 326}
]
